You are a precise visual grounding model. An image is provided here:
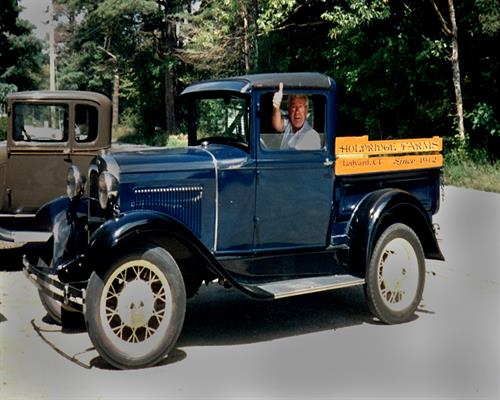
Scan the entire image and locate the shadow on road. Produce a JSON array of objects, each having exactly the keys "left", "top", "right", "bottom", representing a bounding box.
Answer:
[
  {"left": 178, "top": 284, "right": 373, "bottom": 347},
  {"left": 86, "top": 285, "right": 373, "bottom": 370},
  {"left": 0, "top": 243, "right": 46, "bottom": 271}
]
